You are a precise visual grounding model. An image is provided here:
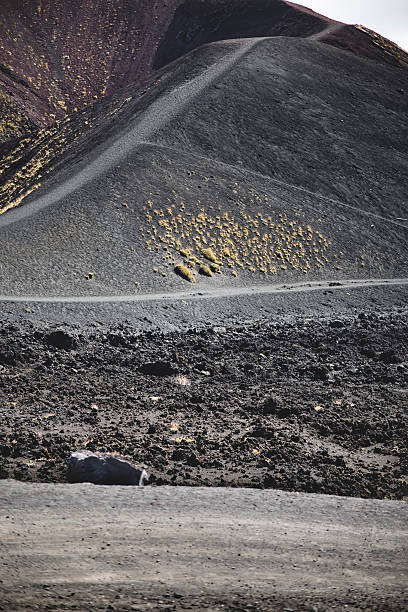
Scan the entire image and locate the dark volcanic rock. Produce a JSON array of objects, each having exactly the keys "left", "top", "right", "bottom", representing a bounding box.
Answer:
[
  {"left": 0, "top": 345, "right": 18, "bottom": 366},
  {"left": 309, "top": 365, "right": 329, "bottom": 381},
  {"left": 45, "top": 330, "right": 76, "bottom": 350},
  {"left": 67, "top": 452, "right": 148, "bottom": 486},
  {"left": 379, "top": 349, "right": 402, "bottom": 364},
  {"left": 139, "top": 361, "right": 177, "bottom": 376},
  {"left": 260, "top": 395, "right": 282, "bottom": 415}
]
